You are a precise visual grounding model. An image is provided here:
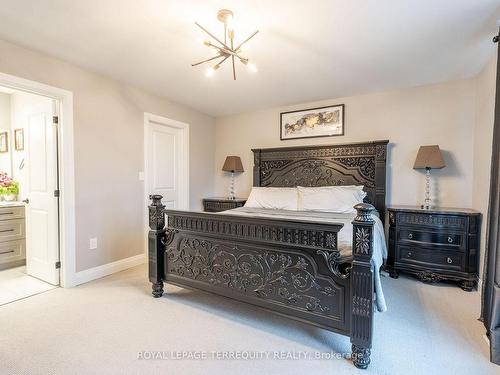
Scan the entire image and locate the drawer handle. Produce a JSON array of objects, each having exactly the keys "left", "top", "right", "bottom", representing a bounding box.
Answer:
[
  {"left": 0, "top": 212, "right": 14, "bottom": 215},
  {"left": 407, "top": 252, "right": 412, "bottom": 258},
  {"left": 447, "top": 237, "right": 453, "bottom": 243},
  {"left": 0, "top": 229, "right": 14, "bottom": 233},
  {"left": 447, "top": 257, "right": 453, "bottom": 264},
  {"left": 408, "top": 233, "right": 413, "bottom": 240}
]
